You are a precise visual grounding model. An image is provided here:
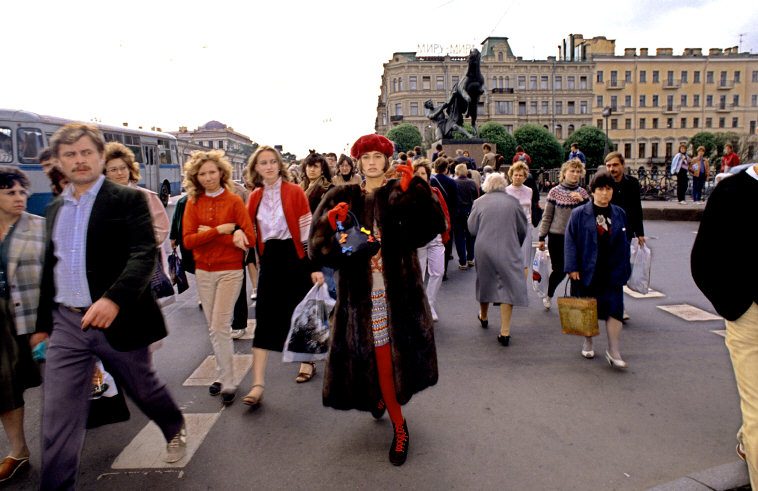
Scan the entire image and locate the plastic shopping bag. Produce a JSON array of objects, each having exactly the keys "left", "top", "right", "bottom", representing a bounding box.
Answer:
[
  {"left": 167, "top": 249, "right": 189, "bottom": 294},
  {"left": 628, "top": 240, "right": 652, "bottom": 294},
  {"left": 282, "top": 283, "right": 335, "bottom": 363},
  {"left": 531, "top": 248, "right": 552, "bottom": 298}
]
